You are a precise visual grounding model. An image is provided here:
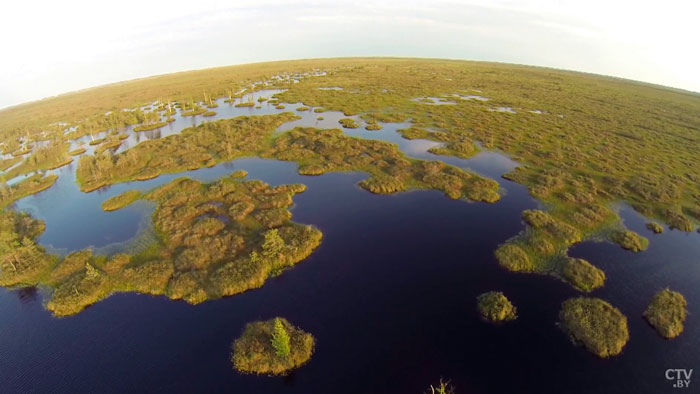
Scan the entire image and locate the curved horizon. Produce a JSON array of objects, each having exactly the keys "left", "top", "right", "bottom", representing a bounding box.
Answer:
[
  {"left": 2, "top": 1, "right": 698, "bottom": 110},
  {"left": 2, "top": 56, "right": 698, "bottom": 113}
]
